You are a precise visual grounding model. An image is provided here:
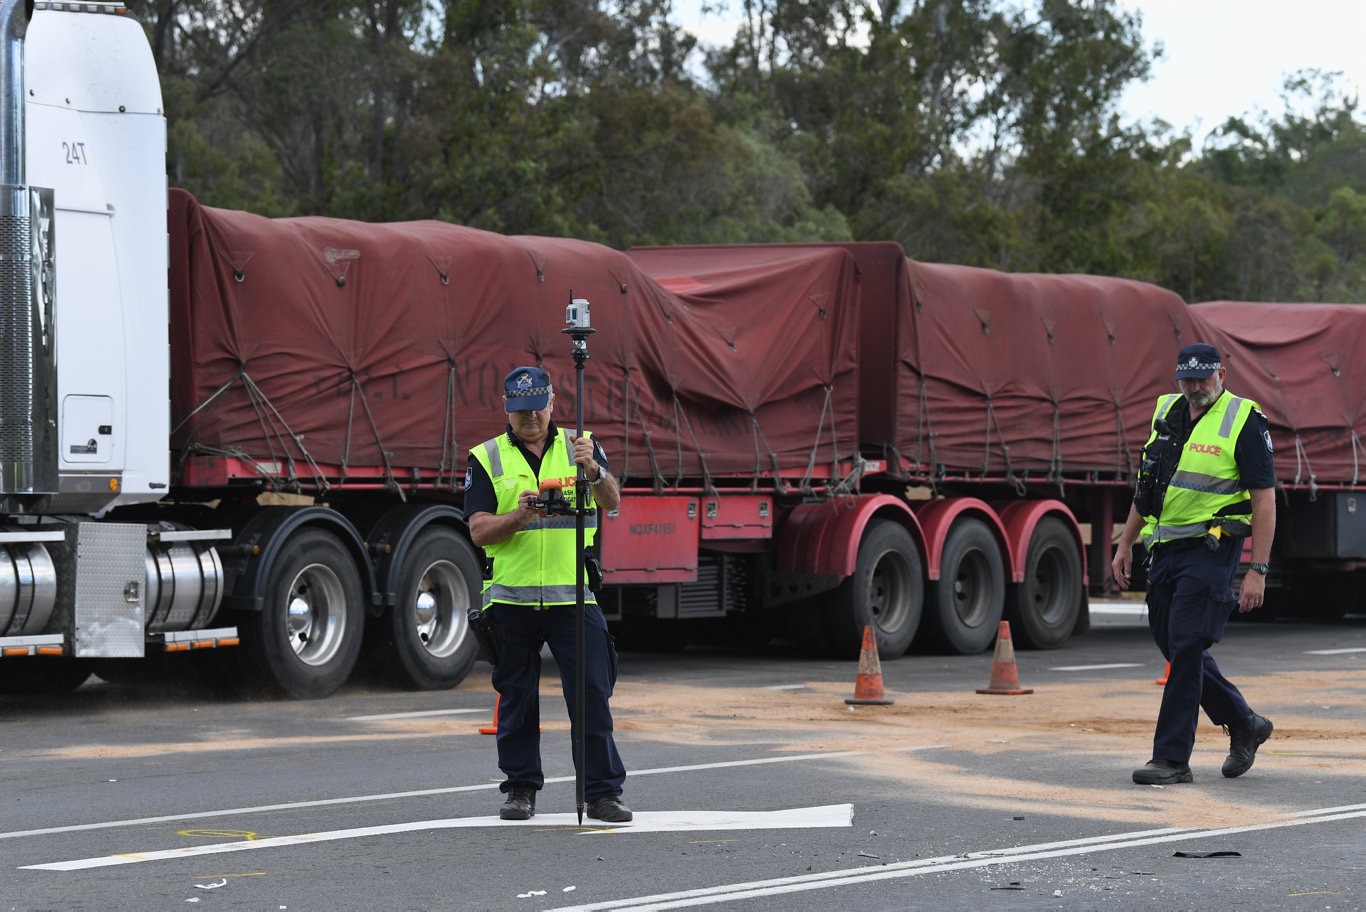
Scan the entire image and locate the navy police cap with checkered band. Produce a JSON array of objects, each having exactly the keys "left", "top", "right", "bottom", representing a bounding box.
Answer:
[
  {"left": 504, "top": 366, "right": 553, "bottom": 412},
  {"left": 1174, "top": 343, "right": 1221, "bottom": 381}
]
